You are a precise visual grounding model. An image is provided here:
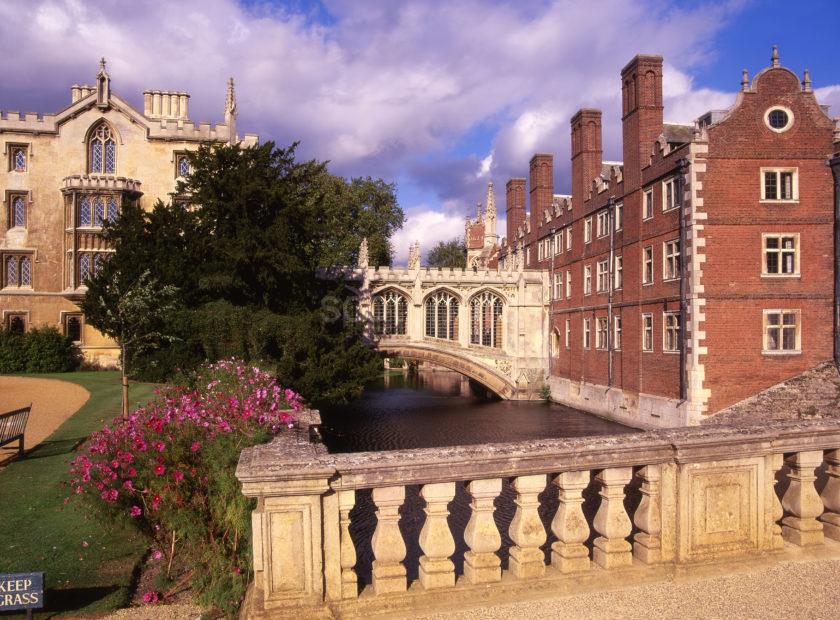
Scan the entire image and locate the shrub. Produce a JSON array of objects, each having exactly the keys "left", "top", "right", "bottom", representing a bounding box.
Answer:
[
  {"left": 68, "top": 359, "right": 303, "bottom": 616},
  {"left": 0, "top": 326, "right": 80, "bottom": 373}
]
